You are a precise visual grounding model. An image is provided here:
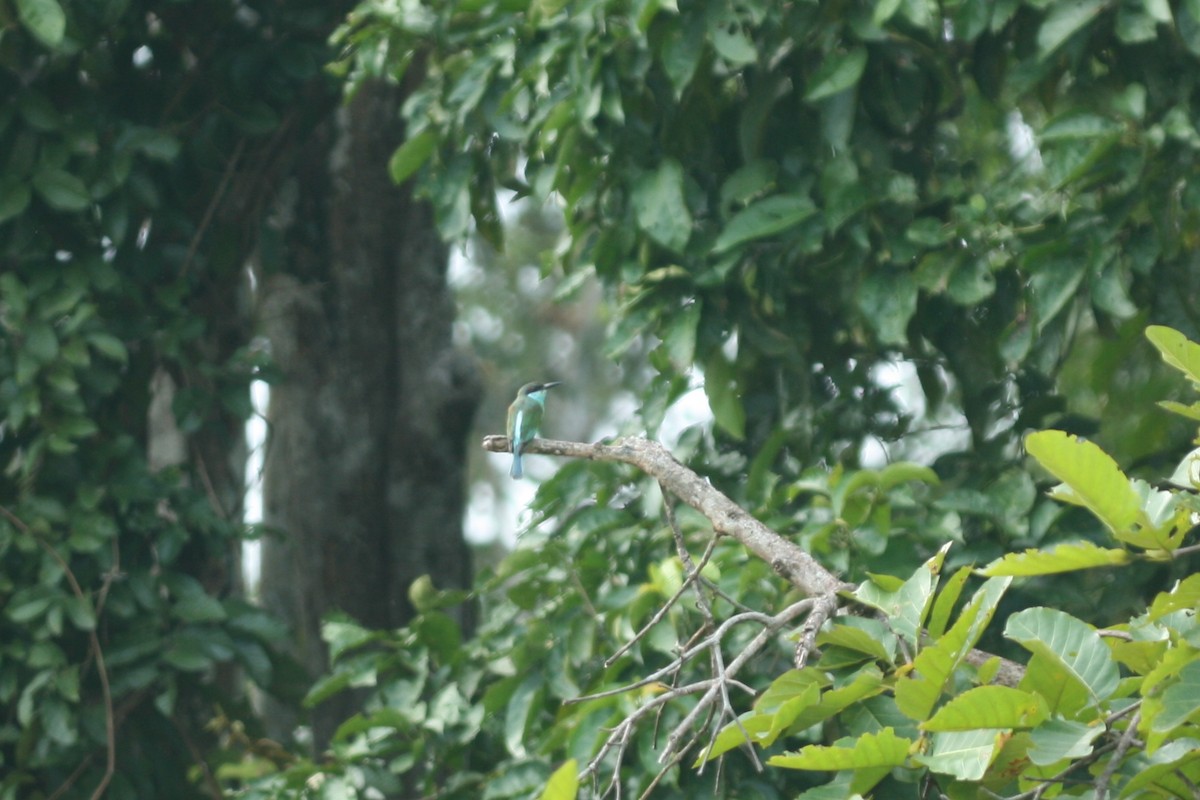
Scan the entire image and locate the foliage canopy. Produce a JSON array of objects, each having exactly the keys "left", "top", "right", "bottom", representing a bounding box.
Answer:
[{"left": 226, "top": 1, "right": 1200, "bottom": 799}]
